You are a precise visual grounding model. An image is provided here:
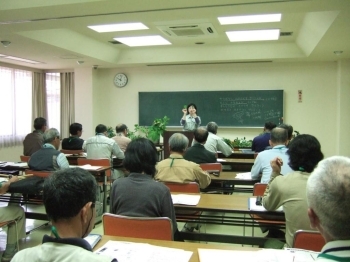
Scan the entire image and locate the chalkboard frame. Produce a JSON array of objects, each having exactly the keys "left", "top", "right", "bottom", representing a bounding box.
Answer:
[{"left": 139, "top": 90, "right": 284, "bottom": 128}]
